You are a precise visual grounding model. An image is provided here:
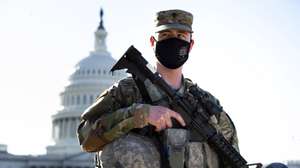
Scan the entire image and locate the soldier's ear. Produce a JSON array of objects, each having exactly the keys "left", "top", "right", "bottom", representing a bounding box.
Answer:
[
  {"left": 150, "top": 36, "right": 155, "bottom": 47},
  {"left": 189, "top": 39, "right": 194, "bottom": 52}
]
